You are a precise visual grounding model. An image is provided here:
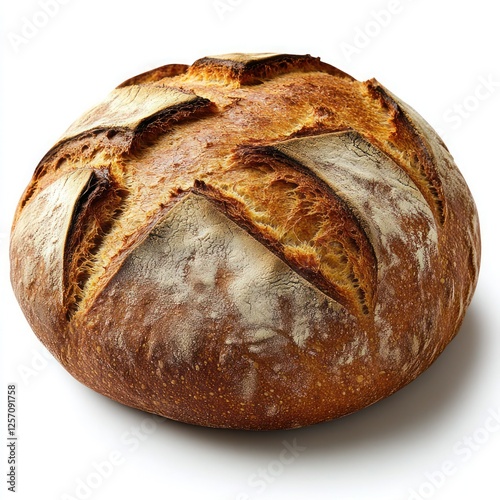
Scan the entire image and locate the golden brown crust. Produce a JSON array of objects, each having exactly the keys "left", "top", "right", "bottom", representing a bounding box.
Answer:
[
  {"left": 198, "top": 143, "right": 378, "bottom": 318},
  {"left": 187, "top": 52, "right": 354, "bottom": 85},
  {"left": 10, "top": 53, "right": 480, "bottom": 429}
]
